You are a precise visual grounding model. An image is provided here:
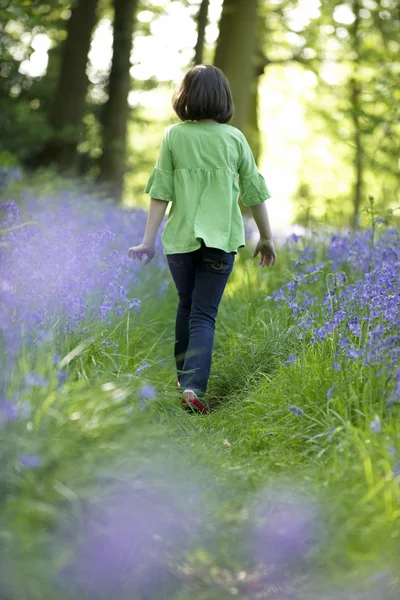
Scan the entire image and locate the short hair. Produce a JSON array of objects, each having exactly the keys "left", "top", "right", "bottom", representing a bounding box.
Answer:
[{"left": 173, "top": 65, "right": 233, "bottom": 124}]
